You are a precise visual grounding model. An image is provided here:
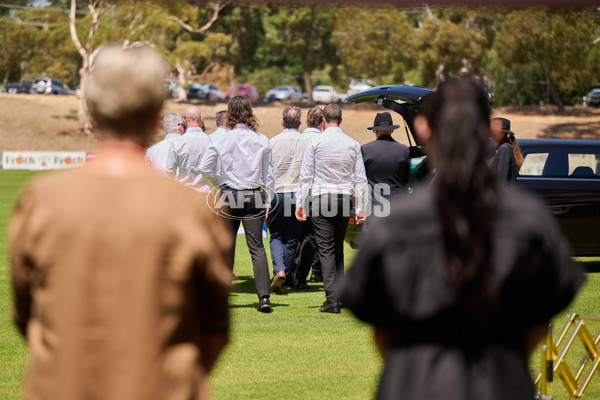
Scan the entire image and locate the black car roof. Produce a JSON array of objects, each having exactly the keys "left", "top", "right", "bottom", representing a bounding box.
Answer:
[
  {"left": 519, "top": 138, "right": 600, "bottom": 148},
  {"left": 344, "top": 85, "right": 435, "bottom": 105},
  {"left": 345, "top": 85, "right": 436, "bottom": 147}
]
